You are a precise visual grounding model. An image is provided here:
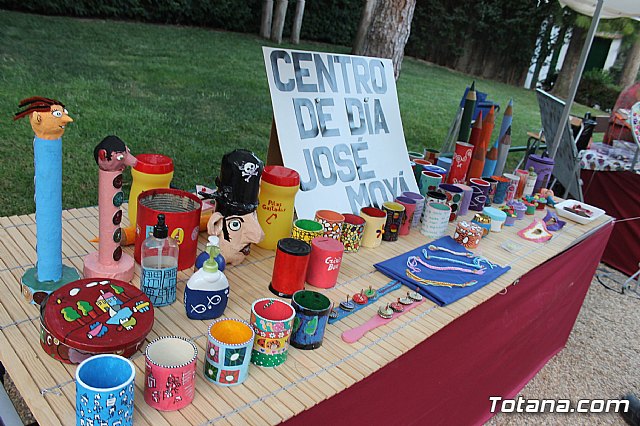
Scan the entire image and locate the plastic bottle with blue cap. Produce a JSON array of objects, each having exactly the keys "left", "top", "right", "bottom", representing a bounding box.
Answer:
[{"left": 185, "top": 236, "right": 229, "bottom": 320}]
